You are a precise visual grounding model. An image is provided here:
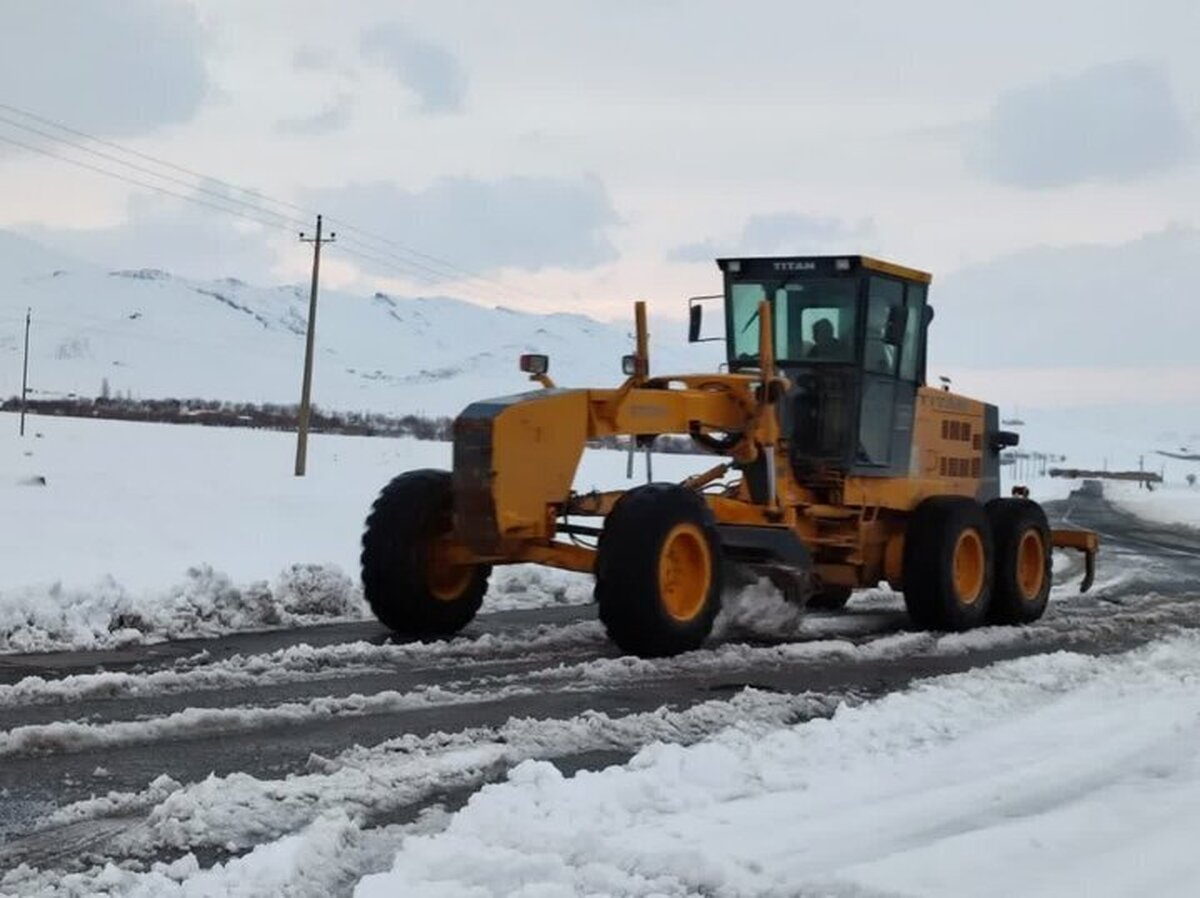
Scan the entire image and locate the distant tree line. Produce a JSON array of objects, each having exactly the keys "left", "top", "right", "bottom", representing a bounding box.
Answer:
[
  {"left": 0, "top": 393, "right": 709, "bottom": 454},
  {"left": 0, "top": 394, "right": 453, "bottom": 440}
]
